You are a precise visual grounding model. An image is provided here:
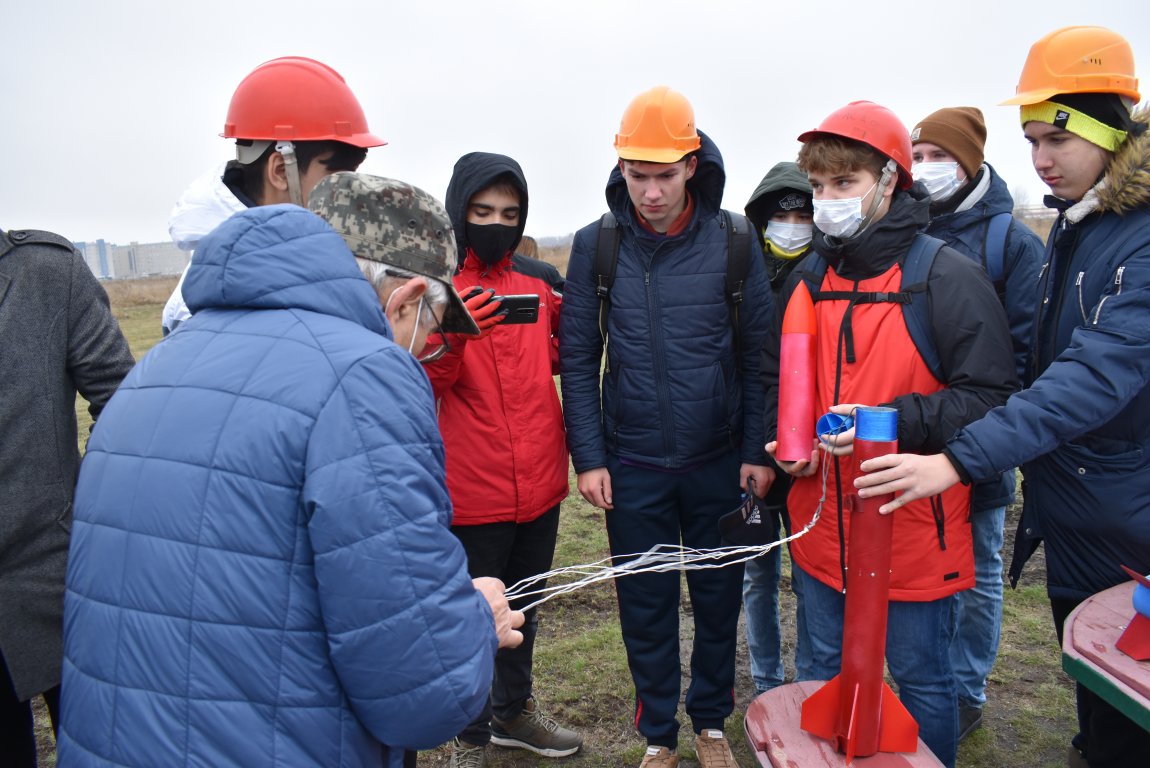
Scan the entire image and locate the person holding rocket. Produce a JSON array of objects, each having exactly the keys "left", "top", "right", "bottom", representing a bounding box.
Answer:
[
  {"left": 854, "top": 25, "right": 1150, "bottom": 768},
  {"left": 760, "top": 101, "right": 1015, "bottom": 767}
]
